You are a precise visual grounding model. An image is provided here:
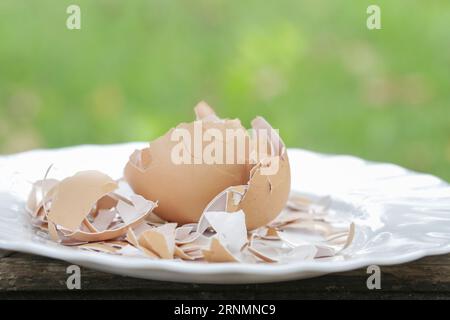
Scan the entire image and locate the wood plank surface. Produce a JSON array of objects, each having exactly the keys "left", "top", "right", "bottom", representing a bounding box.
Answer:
[{"left": 0, "top": 253, "right": 449, "bottom": 299}]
